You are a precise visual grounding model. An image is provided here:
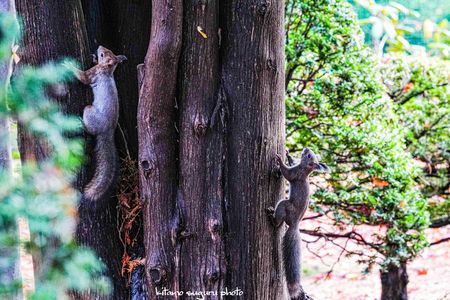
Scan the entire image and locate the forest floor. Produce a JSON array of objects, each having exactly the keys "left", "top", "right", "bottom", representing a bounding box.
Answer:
[{"left": 302, "top": 213, "right": 450, "bottom": 300}]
